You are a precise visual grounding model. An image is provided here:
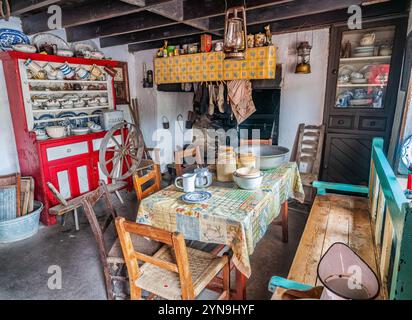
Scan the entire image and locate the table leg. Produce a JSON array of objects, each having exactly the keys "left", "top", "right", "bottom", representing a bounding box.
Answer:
[
  {"left": 231, "top": 268, "right": 247, "bottom": 300},
  {"left": 281, "top": 201, "right": 289, "bottom": 243}
]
